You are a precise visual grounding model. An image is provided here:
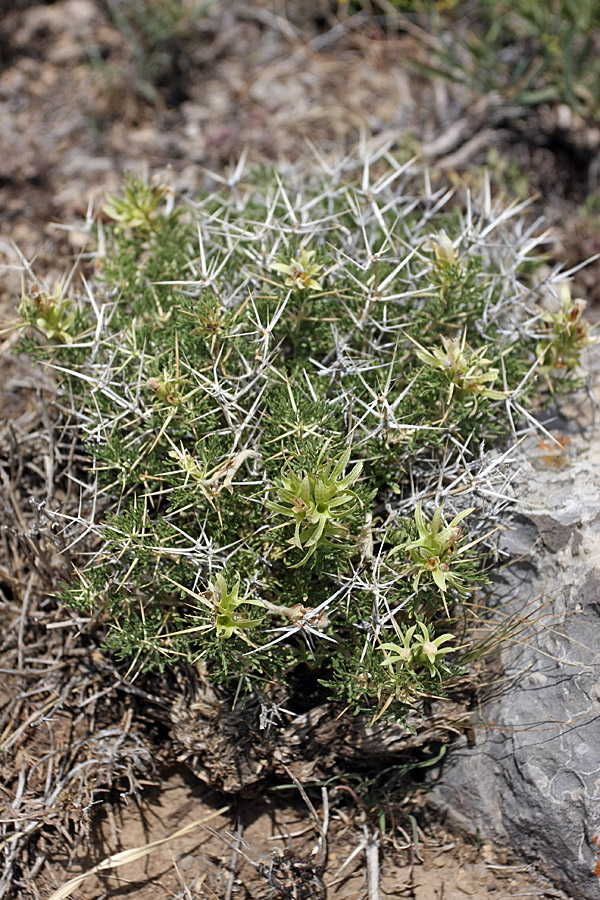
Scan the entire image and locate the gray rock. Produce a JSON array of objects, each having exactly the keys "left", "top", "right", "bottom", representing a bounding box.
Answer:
[{"left": 433, "top": 426, "right": 600, "bottom": 900}]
